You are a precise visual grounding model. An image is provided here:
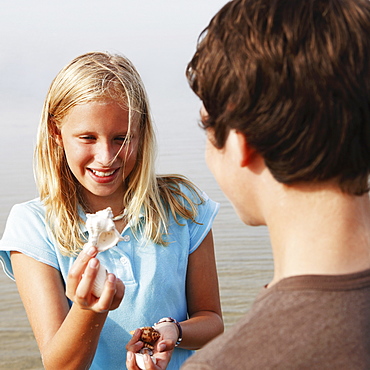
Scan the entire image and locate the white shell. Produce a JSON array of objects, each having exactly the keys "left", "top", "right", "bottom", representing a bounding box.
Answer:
[
  {"left": 91, "top": 264, "right": 108, "bottom": 298},
  {"left": 85, "top": 207, "right": 124, "bottom": 252},
  {"left": 83, "top": 207, "right": 124, "bottom": 297},
  {"left": 135, "top": 353, "right": 157, "bottom": 370}
]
